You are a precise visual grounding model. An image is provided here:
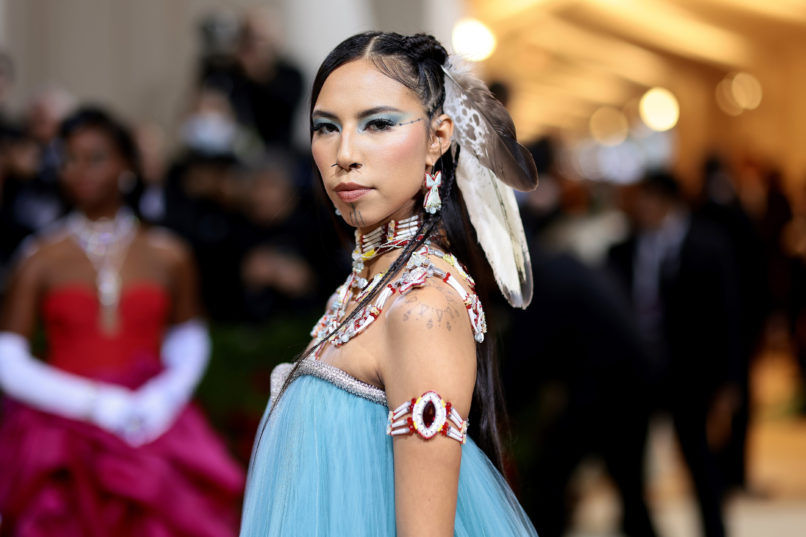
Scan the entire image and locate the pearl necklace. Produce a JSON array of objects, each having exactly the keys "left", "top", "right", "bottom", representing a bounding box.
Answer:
[{"left": 67, "top": 208, "right": 138, "bottom": 332}]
